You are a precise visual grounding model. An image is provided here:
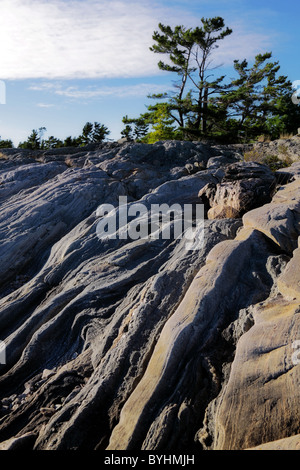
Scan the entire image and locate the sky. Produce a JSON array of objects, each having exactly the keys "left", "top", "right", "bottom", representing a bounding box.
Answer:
[{"left": 0, "top": 0, "right": 299, "bottom": 146}]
